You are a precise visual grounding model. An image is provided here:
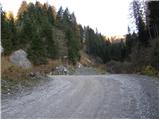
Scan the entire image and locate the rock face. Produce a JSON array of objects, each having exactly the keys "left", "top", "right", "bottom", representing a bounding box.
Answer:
[{"left": 10, "top": 49, "right": 32, "bottom": 69}]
